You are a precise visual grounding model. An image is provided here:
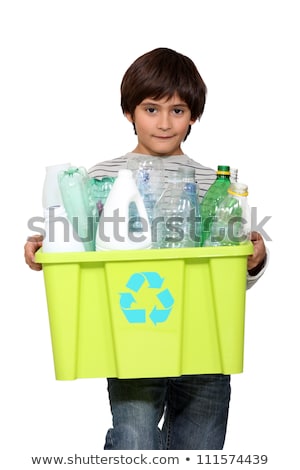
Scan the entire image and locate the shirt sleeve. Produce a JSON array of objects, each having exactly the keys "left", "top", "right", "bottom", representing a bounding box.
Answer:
[{"left": 246, "top": 248, "right": 269, "bottom": 290}]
